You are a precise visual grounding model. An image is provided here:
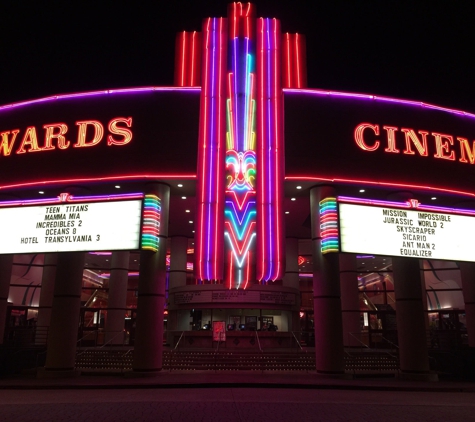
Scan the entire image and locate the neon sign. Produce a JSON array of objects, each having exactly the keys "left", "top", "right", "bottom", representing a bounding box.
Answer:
[
  {"left": 0, "top": 117, "right": 132, "bottom": 156},
  {"left": 354, "top": 122, "right": 475, "bottom": 163}
]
